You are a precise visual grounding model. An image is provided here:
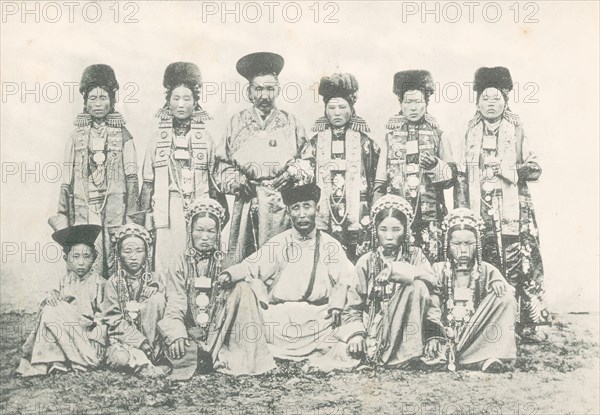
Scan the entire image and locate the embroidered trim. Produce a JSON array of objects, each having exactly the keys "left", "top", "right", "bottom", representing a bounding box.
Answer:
[
  {"left": 385, "top": 112, "right": 439, "bottom": 130},
  {"left": 311, "top": 115, "right": 370, "bottom": 133},
  {"left": 74, "top": 112, "right": 126, "bottom": 128},
  {"left": 467, "top": 108, "right": 521, "bottom": 129},
  {"left": 154, "top": 107, "right": 213, "bottom": 123}
]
